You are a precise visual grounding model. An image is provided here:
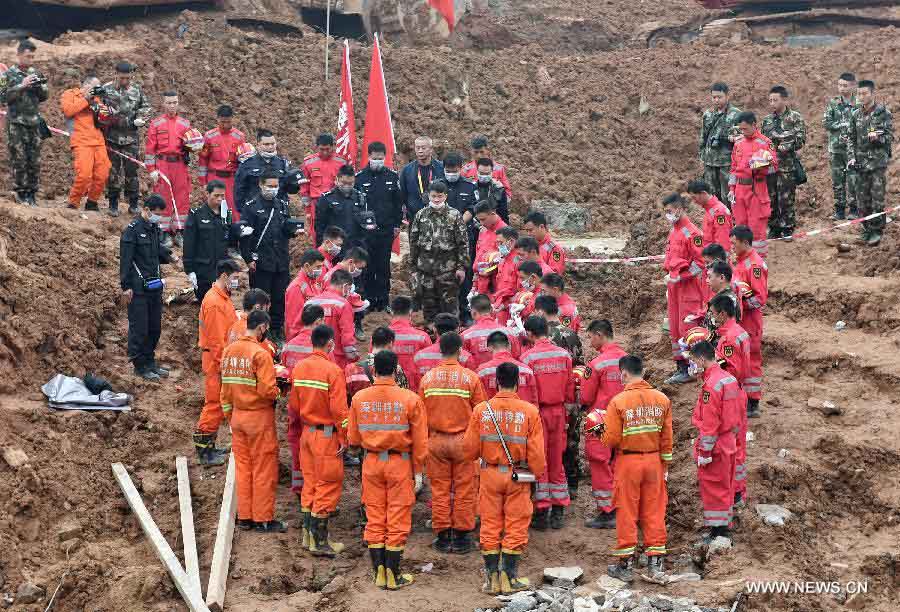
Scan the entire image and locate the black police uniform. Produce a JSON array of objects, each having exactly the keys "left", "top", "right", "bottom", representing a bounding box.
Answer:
[
  {"left": 183, "top": 202, "right": 240, "bottom": 300},
  {"left": 476, "top": 180, "right": 510, "bottom": 223},
  {"left": 120, "top": 216, "right": 174, "bottom": 374},
  {"left": 314, "top": 186, "right": 369, "bottom": 249},
  {"left": 355, "top": 166, "right": 404, "bottom": 310},
  {"left": 233, "top": 153, "right": 301, "bottom": 214},
  {"left": 445, "top": 176, "right": 479, "bottom": 321},
  {"left": 239, "top": 193, "right": 301, "bottom": 335}
]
